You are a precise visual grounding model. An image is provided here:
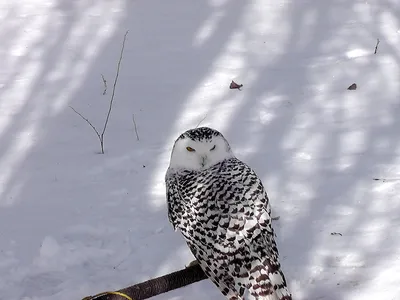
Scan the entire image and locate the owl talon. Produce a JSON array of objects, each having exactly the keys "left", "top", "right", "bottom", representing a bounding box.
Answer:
[{"left": 186, "top": 259, "right": 199, "bottom": 268}]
